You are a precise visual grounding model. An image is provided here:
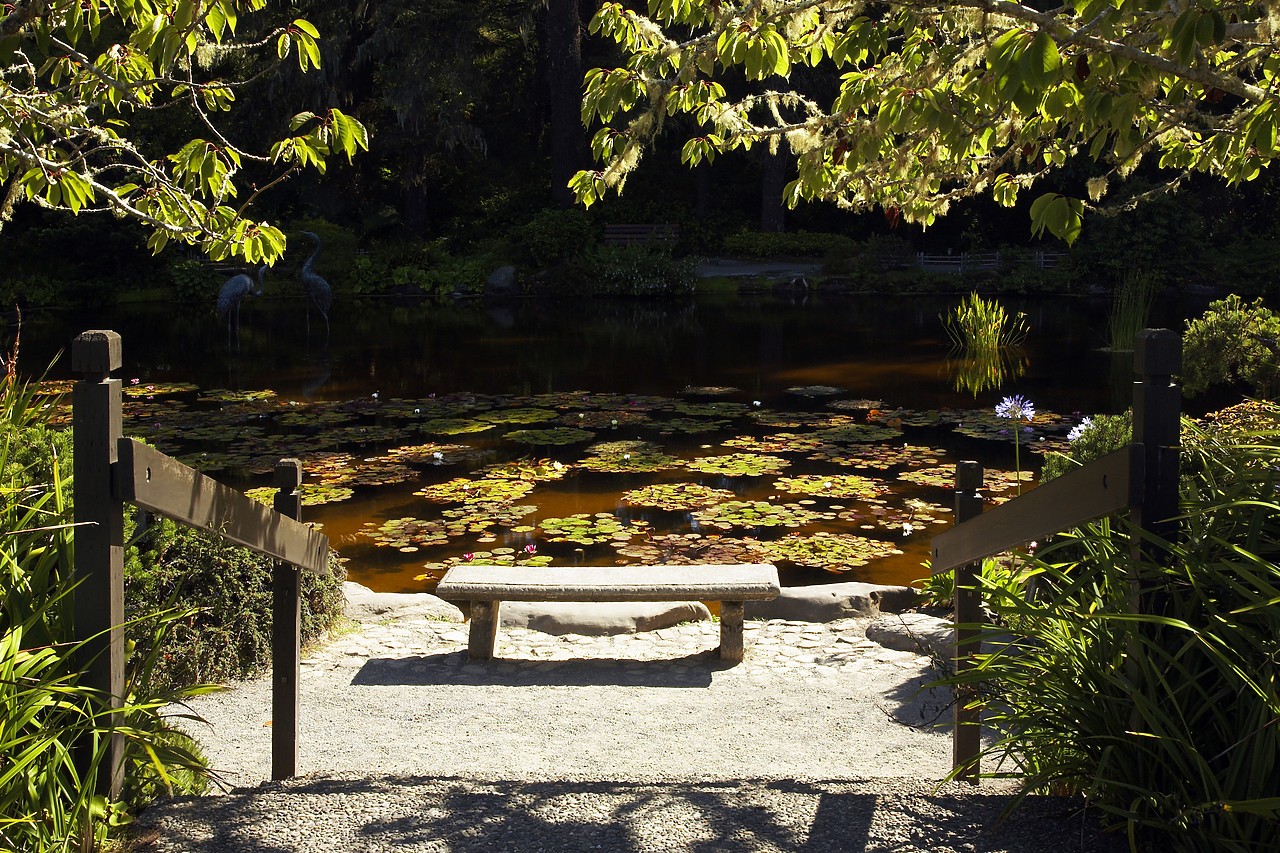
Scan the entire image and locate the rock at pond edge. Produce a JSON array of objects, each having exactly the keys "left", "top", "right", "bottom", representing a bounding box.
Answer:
[
  {"left": 343, "top": 581, "right": 465, "bottom": 623},
  {"left": 744, "top": 582, "right": 918, "bottom": 622}
]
